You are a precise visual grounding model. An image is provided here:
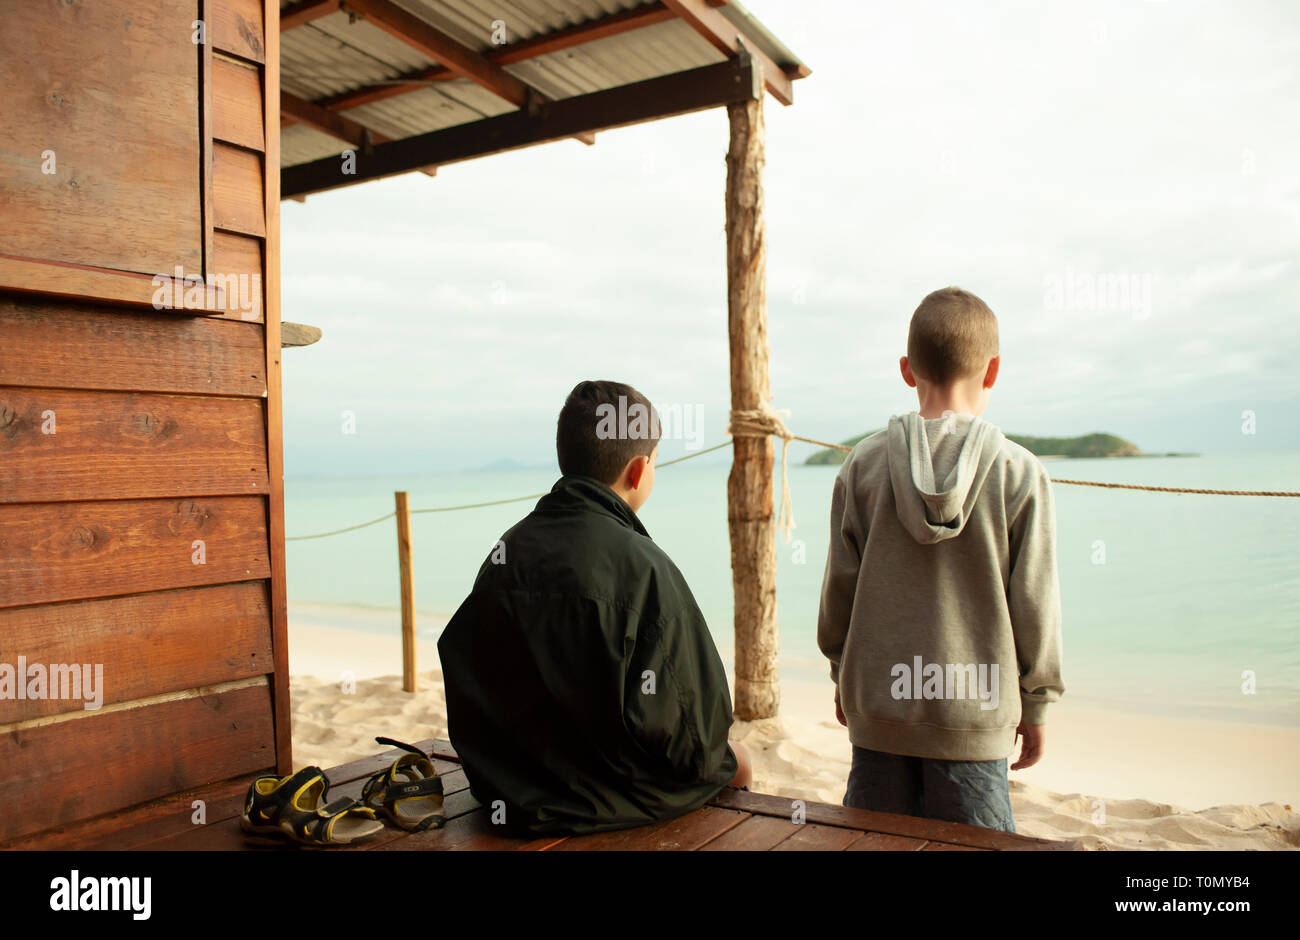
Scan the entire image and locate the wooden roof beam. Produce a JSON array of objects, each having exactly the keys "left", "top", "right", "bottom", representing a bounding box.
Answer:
[
  {"left": 280, "top": 0, "right": 341, "bottom": 31},
  {"left": 662, "top": 0, "right": 794, "bottom": 105},
  {"left": 281, "top": 92, "right": 438, "bottom": 177},
  {"left": 340, "top": 0, "right": 535, "bottom": 109},
  {"left": 311, "top": 3, "right": 676, "bottom": 112},
  {"left": 282, "top": 90, "right": 389, "bottom": 148},
  {"left": 283, "top": 55, "right": 760, "bottom": 198},
  {"left": 281, "top": 322, "right": 323, "bottom": 347},
  {"left": 315, "top": 64, "right": 450, "bottom": 111}
]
